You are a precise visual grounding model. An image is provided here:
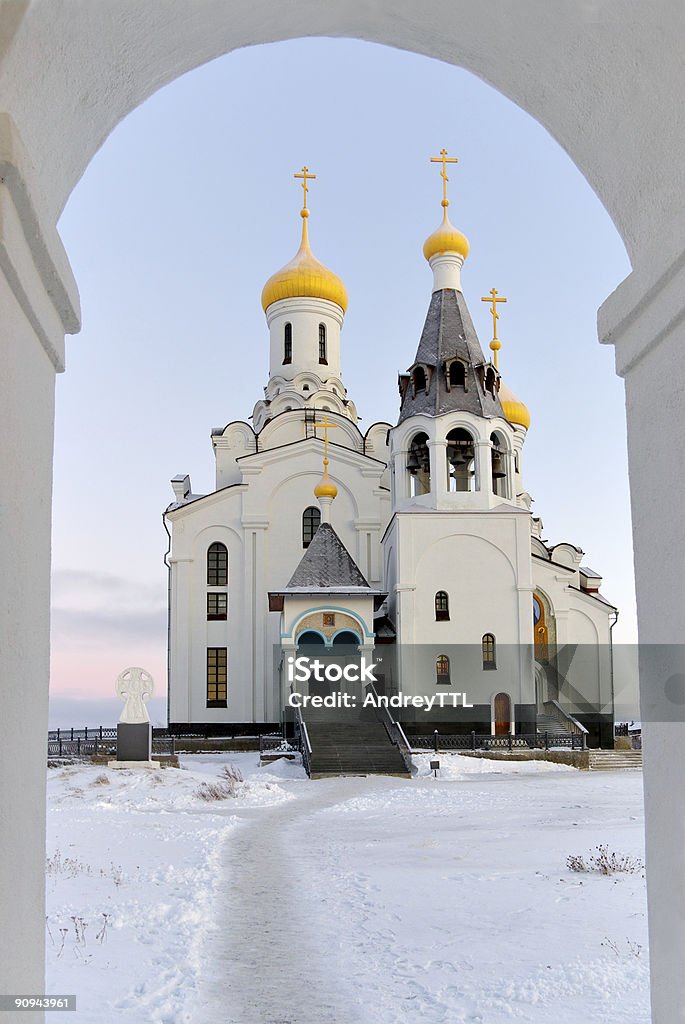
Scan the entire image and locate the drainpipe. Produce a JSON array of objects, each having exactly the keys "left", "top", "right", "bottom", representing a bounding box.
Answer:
[
  {"left": 609, "top": 607, "right": 619, "bottom": 748},
  {"left": 162, "top": 513, "right": 172, "bottom": 729}
]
